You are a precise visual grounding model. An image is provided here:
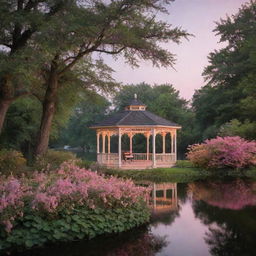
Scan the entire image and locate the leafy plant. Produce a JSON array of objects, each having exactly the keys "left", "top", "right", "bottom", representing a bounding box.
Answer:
[
  {"left": 0, "top": 163, "right": 150, "bottom": 251},
  {"left": 33, "top": 150, "right": 77, "bottom": 171},
  {"left": 0, "top": 149, "right": 27, "bottom": 176},
  {"left": 175, "top": 160, "right": 194, "bottom": 168}
]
